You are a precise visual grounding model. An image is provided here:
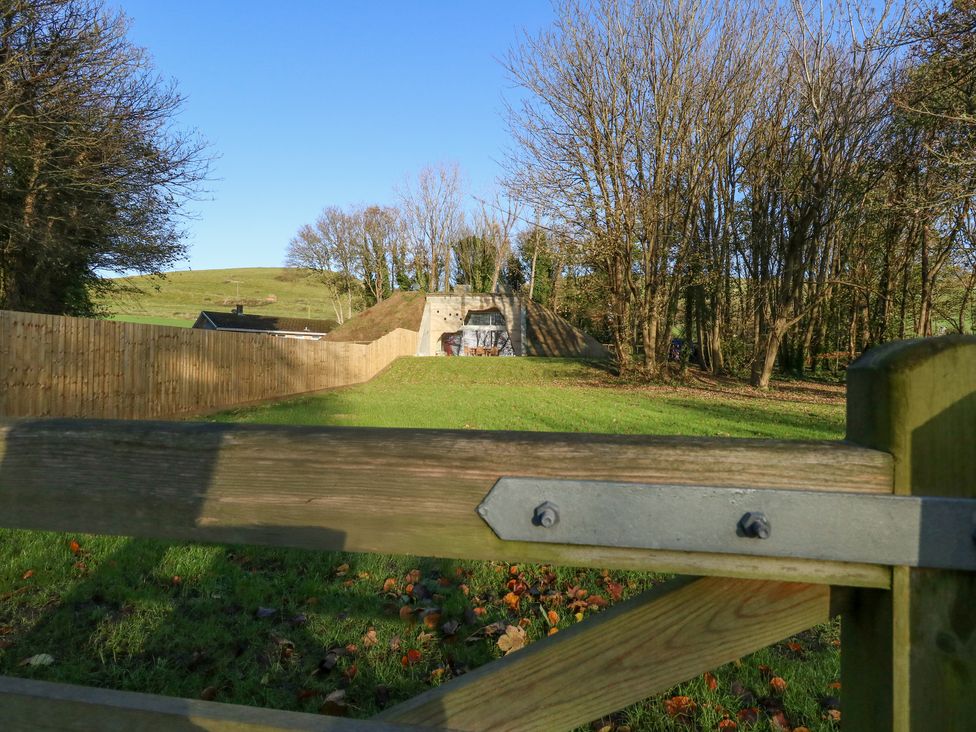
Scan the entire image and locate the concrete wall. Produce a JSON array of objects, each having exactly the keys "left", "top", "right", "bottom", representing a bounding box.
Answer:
[{"left": 416, "top": 294, "right": 524, "bottom": 356}]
